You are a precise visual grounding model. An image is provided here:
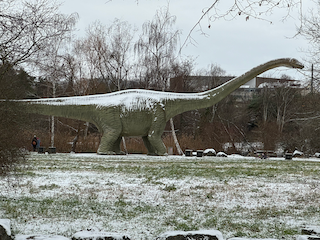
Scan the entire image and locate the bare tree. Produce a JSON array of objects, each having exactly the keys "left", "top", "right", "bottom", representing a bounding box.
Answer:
[
  {"left": 36, "top": 30, "right": 78, "bottom": 148},
  {"left": 135, "top": 7, "right": 180, "bottom": 91},
  {"left": 0, "top": 0, "right": 78, "bottom": 69},
  {"left": 77, "top": 20, "right": 135, "bottom": 92},
  {"left": 300, "top": 2, "right": 320, "bottom": 91},
  {"left": 107, "top": 19, "right": 136, "bottom": 91},
  {"left": 206, "top": 64, "right": 226, "bottom": 122},
  {"left": 288, "top": 93, "right": 320, "bottom": 153},
  {"left": 273, "top": 84, "right": 298, "bottom": 133}
]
